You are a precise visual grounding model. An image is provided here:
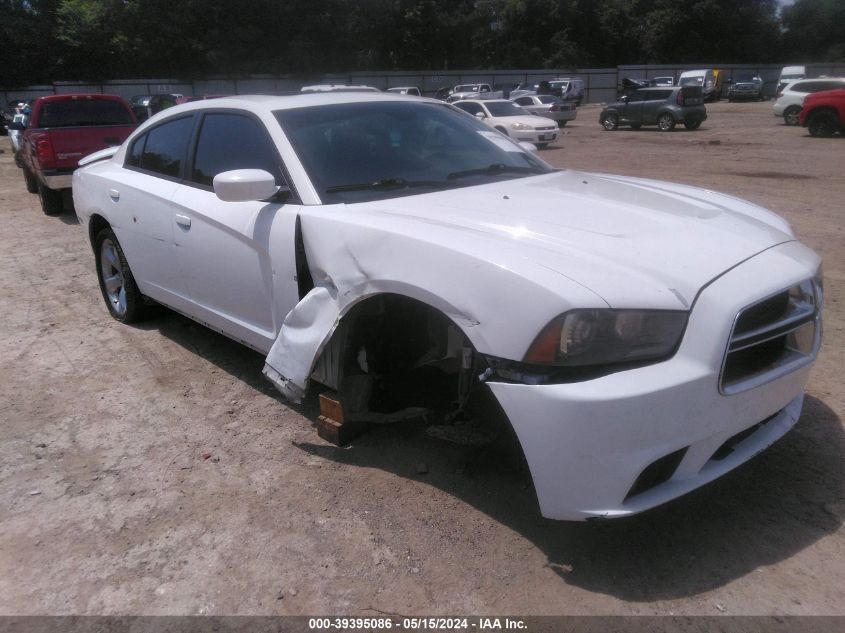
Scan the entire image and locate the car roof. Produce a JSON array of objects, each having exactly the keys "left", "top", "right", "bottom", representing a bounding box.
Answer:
[{"left": 132, "top": 92, "right": 442, "bottom": 117}]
